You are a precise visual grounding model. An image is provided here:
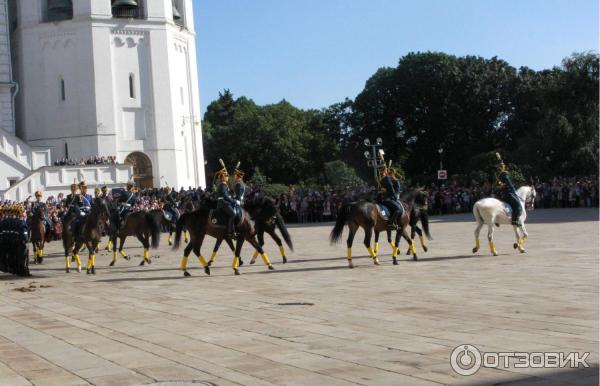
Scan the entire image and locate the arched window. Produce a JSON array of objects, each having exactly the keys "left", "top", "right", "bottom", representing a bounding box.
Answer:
[
  {"left": 60, "top": 78, "right": 66, "bottom": 101},
  {"left": 129, "top": 74, "right": 135, "bottom": 99}
]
